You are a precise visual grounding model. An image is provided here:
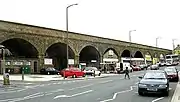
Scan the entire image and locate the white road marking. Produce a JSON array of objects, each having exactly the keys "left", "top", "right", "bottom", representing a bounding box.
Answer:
[
  {"left": 54, "top": 90, "right": 93, "bottom": 99},
  {"left": 169, "top": 88, "right": 172, "bottom": 90},
  {"left": 98, "top": 80, "right": 113, "bottom": 84},
  {"left": 49, "top": 89, "right": 64, "bottom": 93},
  {"left": 100, "top": 86, "right": 135, "bottom": 102},
  {"left": 152, "top": 97, "right": 164, "bottom": 102}
]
